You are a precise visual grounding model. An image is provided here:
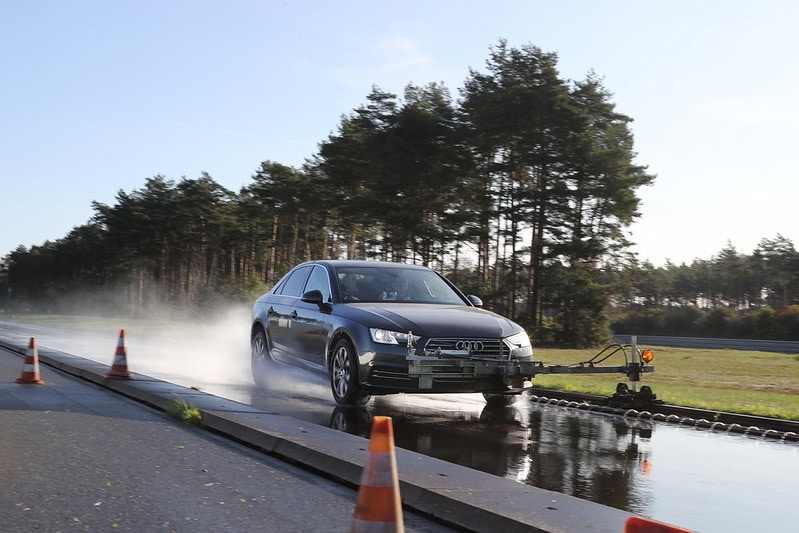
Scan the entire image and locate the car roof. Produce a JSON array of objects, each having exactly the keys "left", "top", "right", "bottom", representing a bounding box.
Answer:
[{"left": 304, "top": 260, "right": 432, "bottom": 271}]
